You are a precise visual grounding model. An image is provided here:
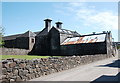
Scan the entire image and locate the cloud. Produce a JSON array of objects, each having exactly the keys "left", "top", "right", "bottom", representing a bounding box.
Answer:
[
  {"left": 77, "top": 10, "right": 118, "bottom": 30},
  {"left": 56, "top": 10, "right": 70, "bottom": 16},
  {"left": 55, "top": 2, "right": 118, "bottom": 31},
  {"left": 68, "top": 2, "right": 86, "bottom": 7},
  {"left": 92, "top": 12, "right": 117, "bottom": 30}
]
